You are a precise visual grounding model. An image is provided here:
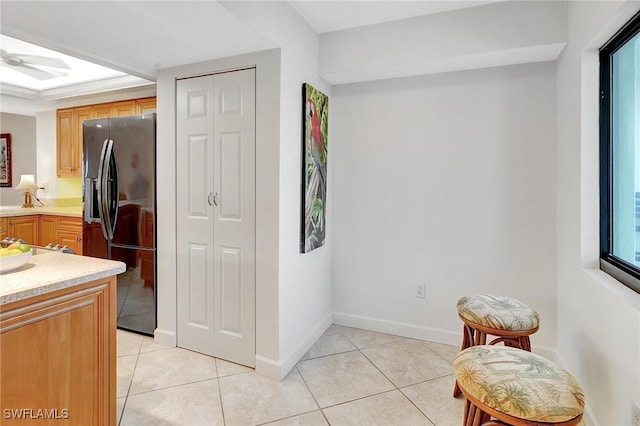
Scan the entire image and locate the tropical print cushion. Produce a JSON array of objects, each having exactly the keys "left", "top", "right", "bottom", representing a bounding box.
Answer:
[
  {"left": 457, "top": 294, "right": 539, "bottom": 331},
  {"left": 454, "top": 346, "right": 585, "bottom": 422}
]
